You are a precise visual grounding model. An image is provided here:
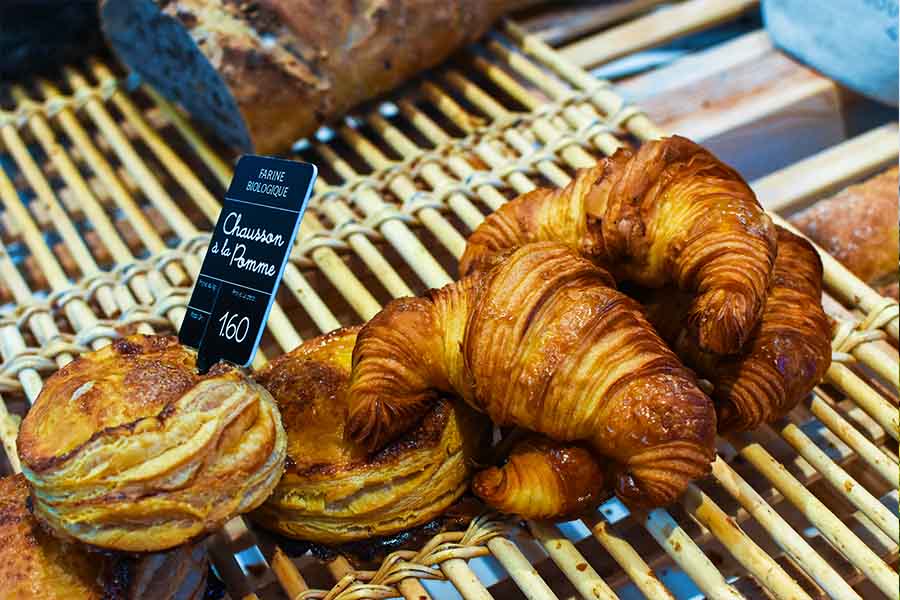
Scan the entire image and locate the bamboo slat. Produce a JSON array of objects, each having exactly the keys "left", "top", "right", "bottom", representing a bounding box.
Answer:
[
  {"left": 559, "top": 0, "right": 759, "bottom": 69},
  {"left": 527, "top": 520, "right": 620, "bottom": 600}
]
